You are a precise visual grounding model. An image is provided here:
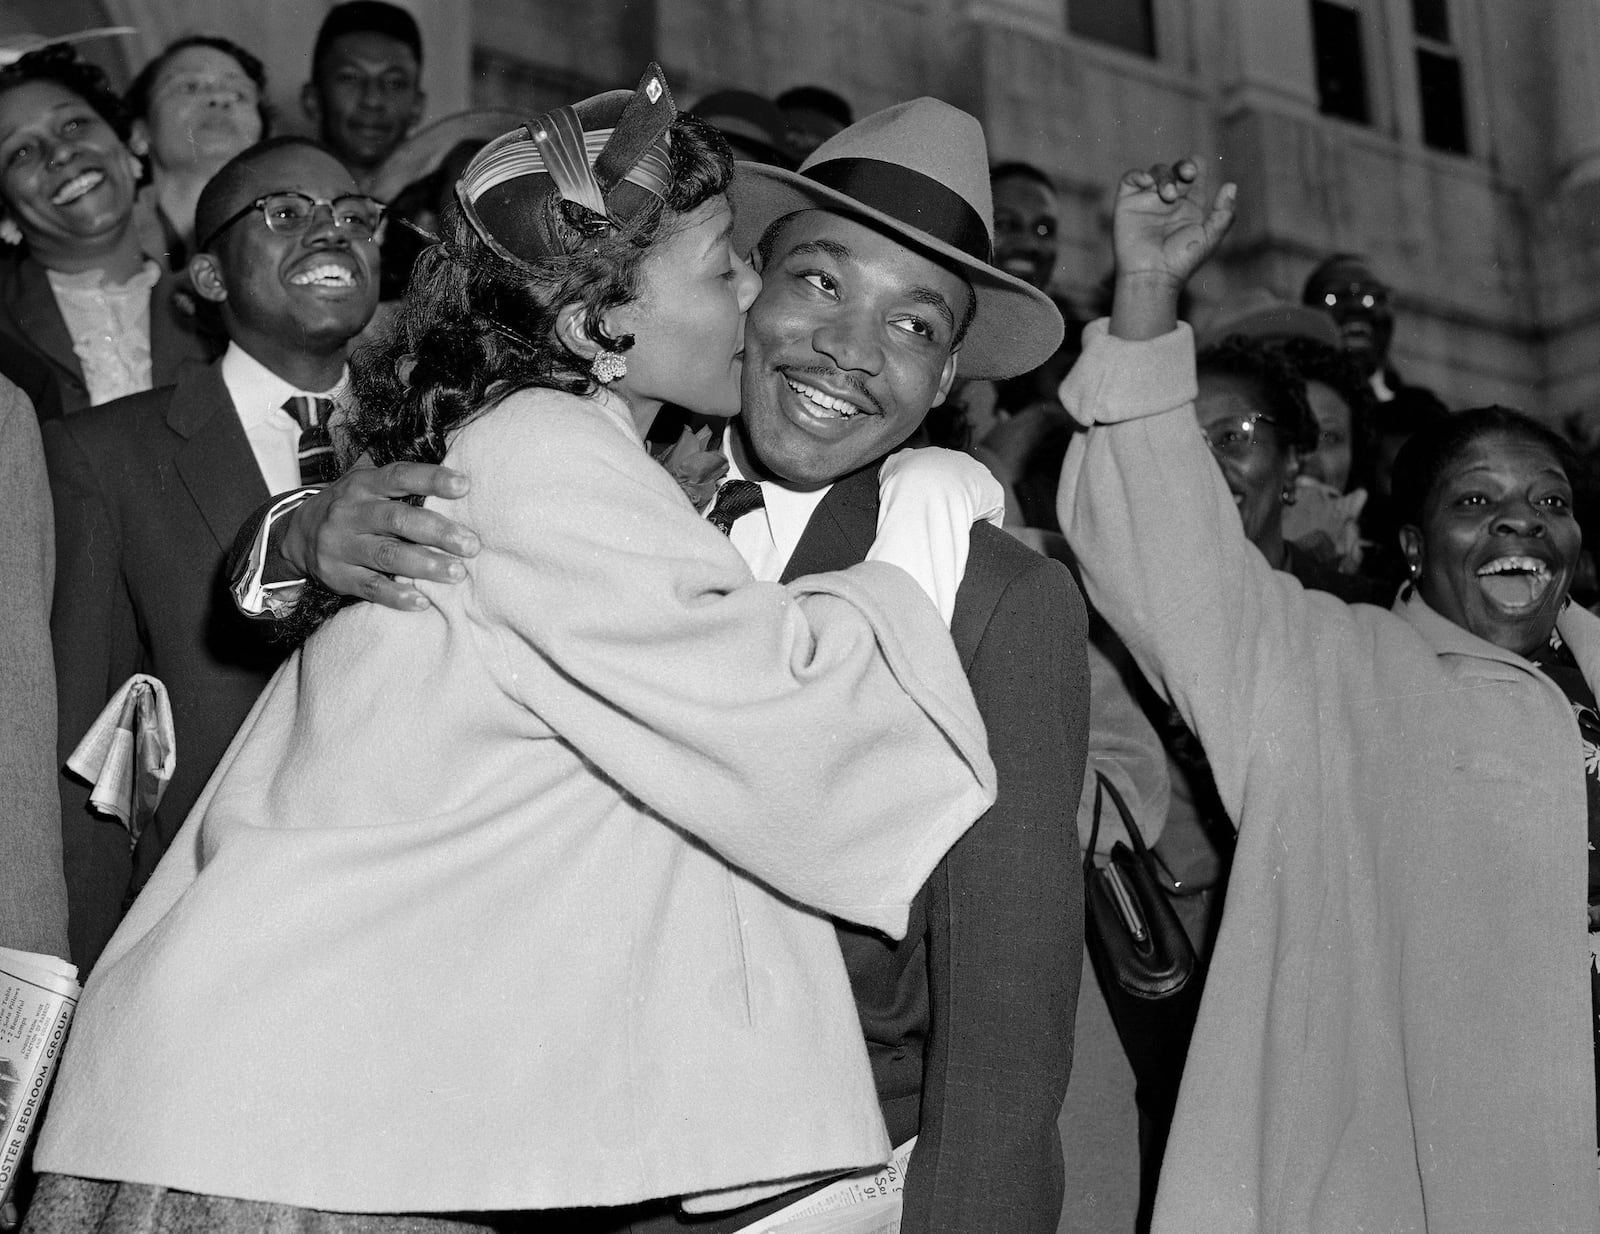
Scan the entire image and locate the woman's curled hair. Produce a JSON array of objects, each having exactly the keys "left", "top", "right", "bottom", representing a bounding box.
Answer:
[
  {"left": 0, "top": 44, "right": 131, "bottom": 140},
  {"left": 346, "top": 114, "right": 734, "bottom": 471},
  {"left": 1196, "top": 334, "right": 1318, "bottom": 455}
]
